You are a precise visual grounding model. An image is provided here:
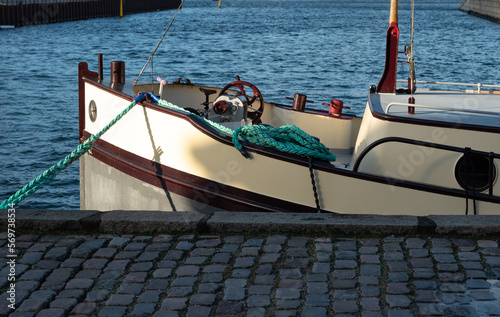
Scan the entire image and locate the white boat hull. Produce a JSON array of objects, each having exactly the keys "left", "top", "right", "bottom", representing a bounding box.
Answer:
[{"left": 79, "top": 63, "right": 500, "bottom": 215}]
